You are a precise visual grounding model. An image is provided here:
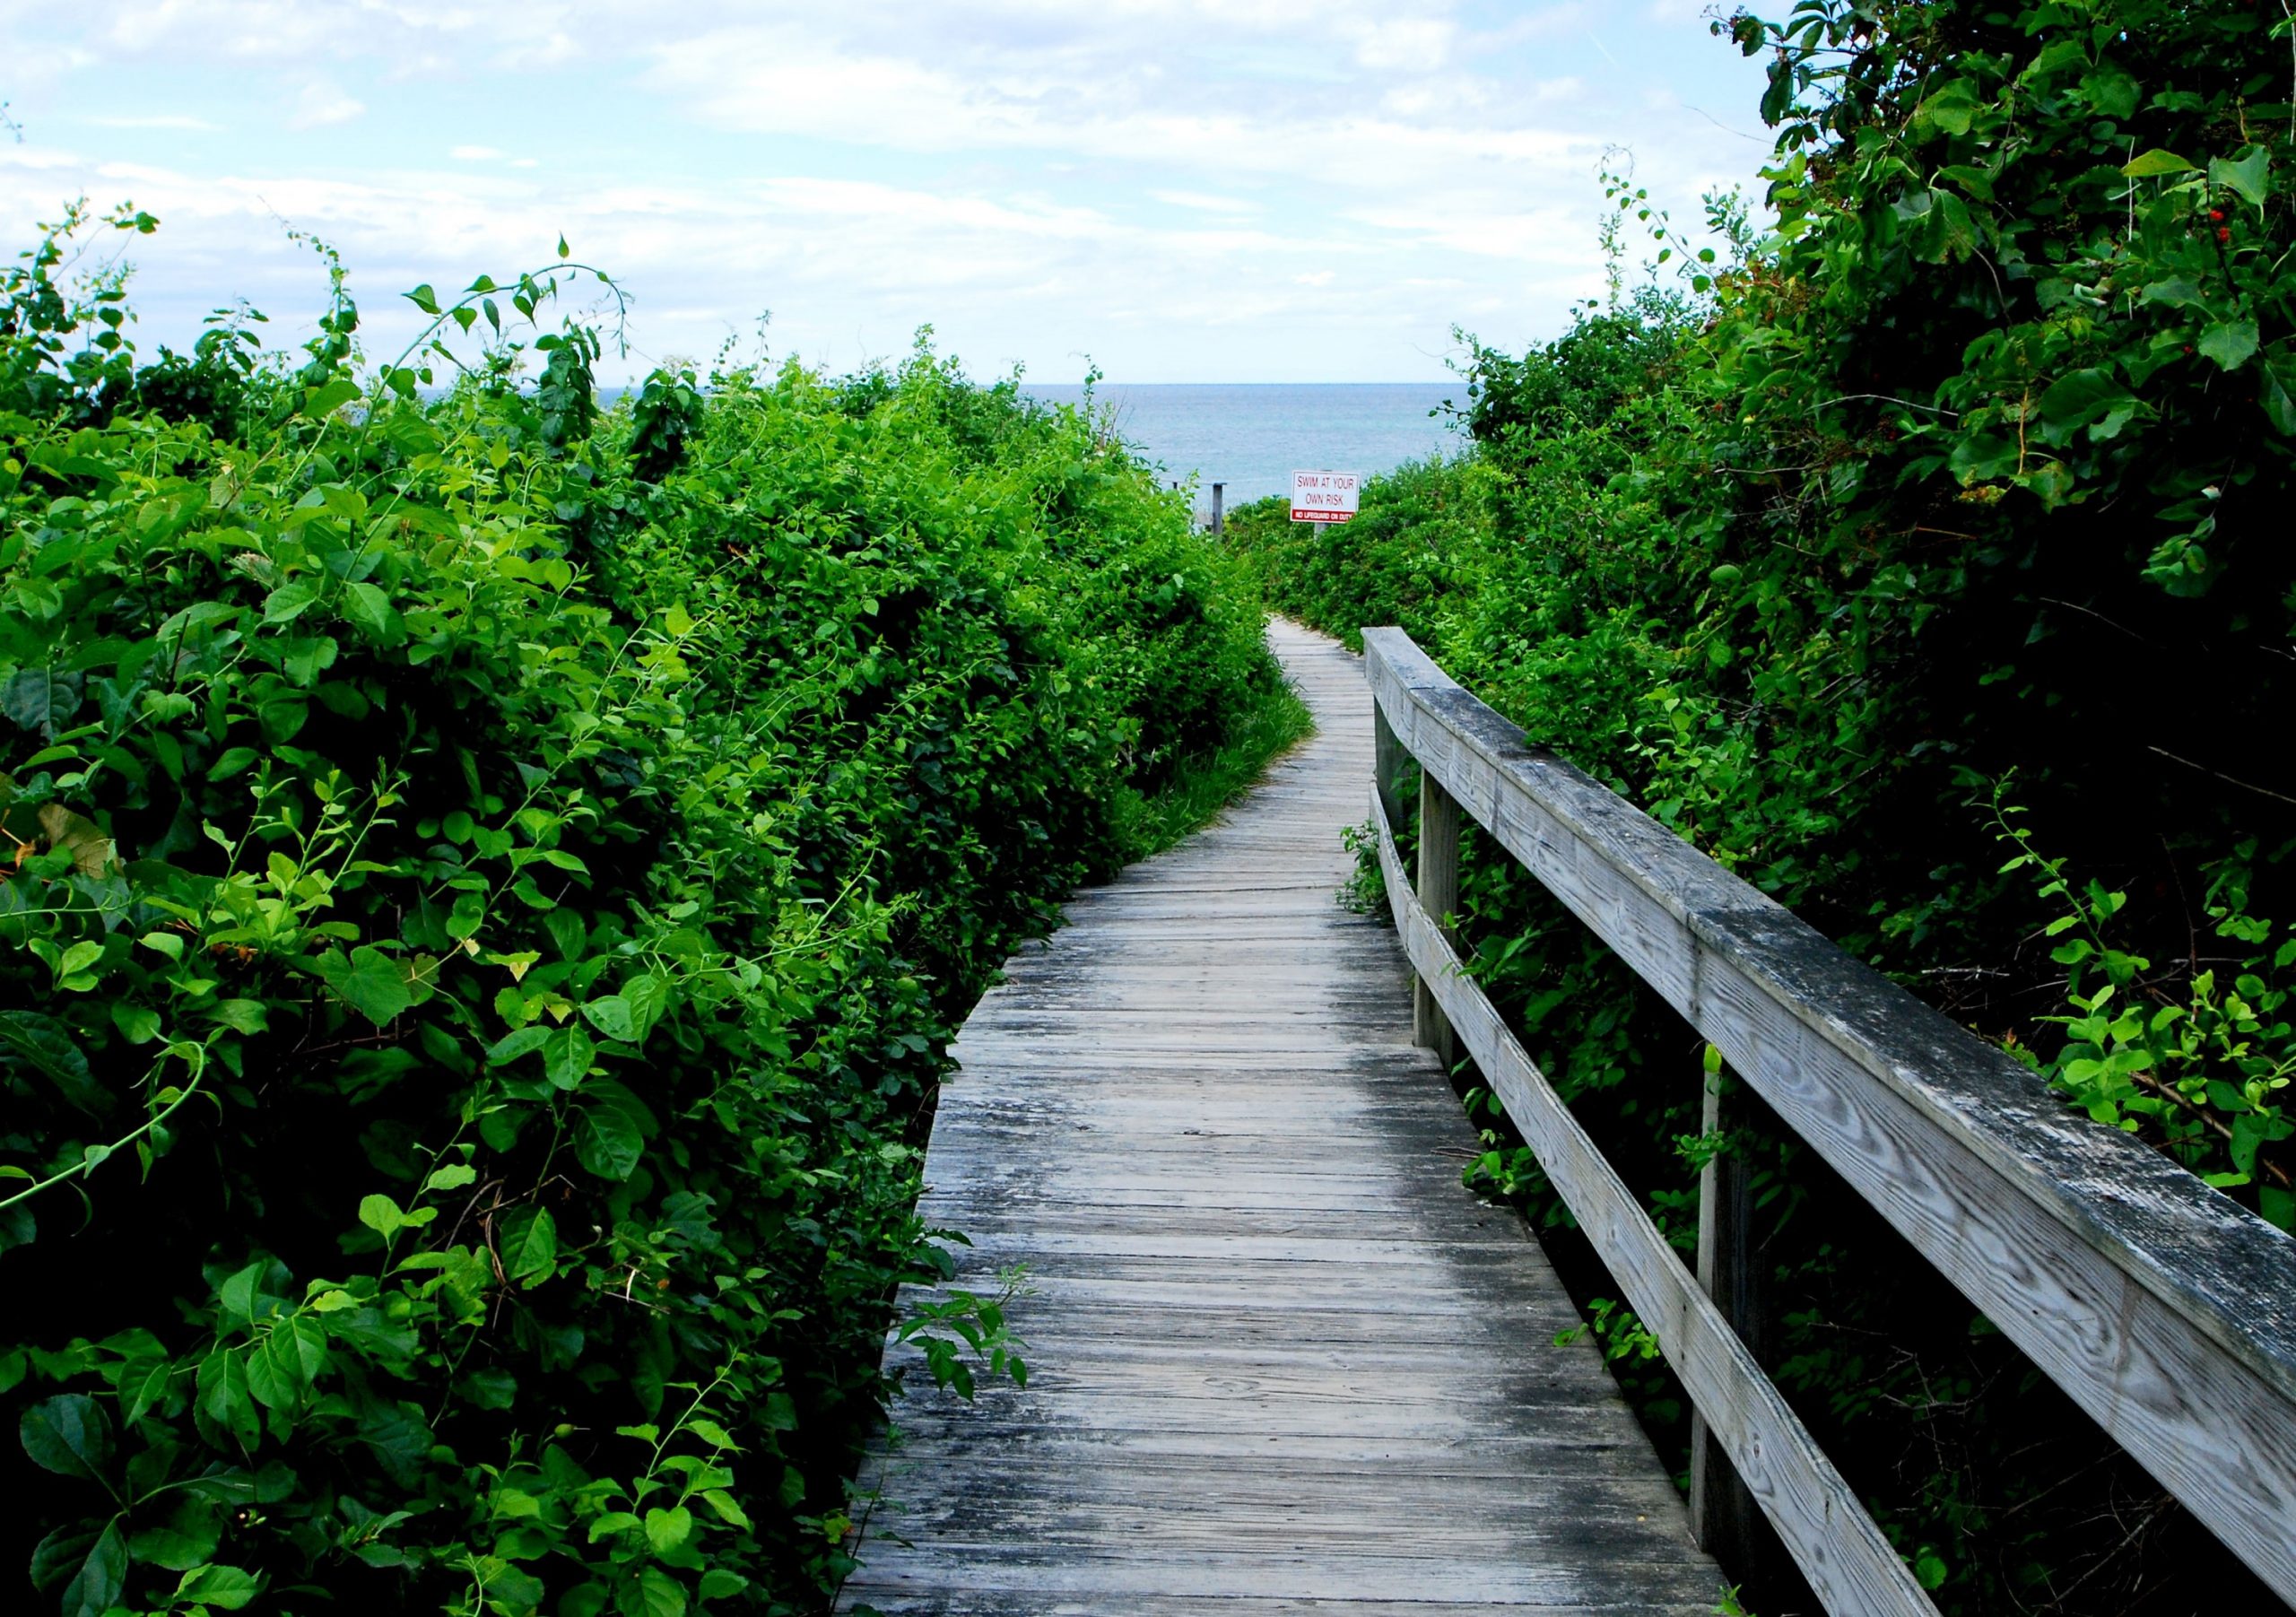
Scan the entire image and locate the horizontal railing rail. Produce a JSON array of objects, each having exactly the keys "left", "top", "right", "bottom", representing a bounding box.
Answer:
[{"left": 1361, "top": 626, "right": 2296, "bottom": 1613}]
